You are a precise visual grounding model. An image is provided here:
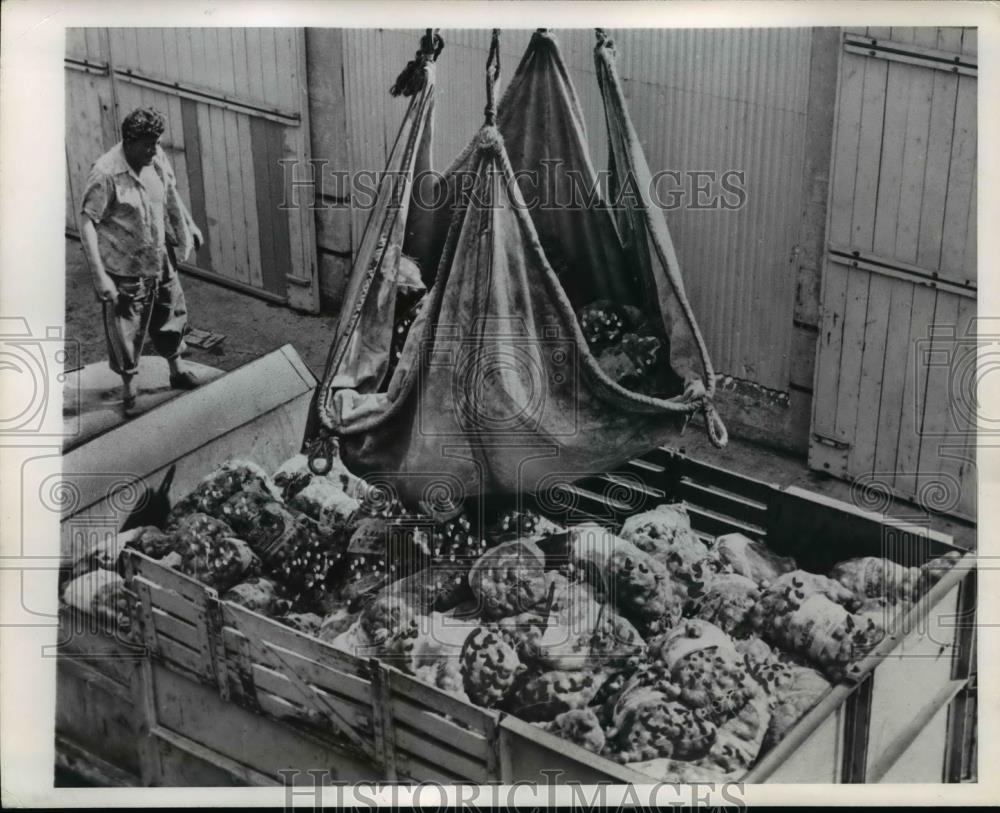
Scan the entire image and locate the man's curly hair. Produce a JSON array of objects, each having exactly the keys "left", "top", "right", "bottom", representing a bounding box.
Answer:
[{"left": 122, "top": 107, "right": 166, "bottom": 142}]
